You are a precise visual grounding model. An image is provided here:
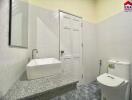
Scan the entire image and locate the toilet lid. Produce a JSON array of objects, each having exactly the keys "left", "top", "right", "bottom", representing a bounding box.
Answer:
[{"left": 97, "top": 73, "right": 125, "bottom": 87}]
